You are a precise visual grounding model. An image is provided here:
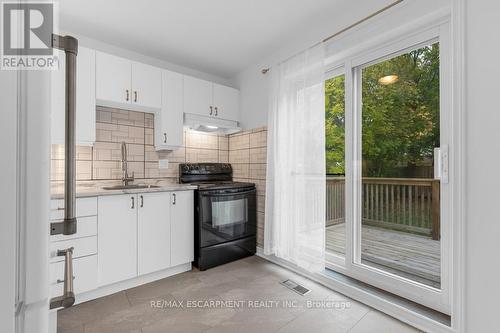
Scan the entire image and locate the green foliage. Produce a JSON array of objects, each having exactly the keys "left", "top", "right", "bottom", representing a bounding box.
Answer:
[
  {"left": 325, "top": 75, "right": 345, "bottom": 174},
  {"left": 325, "top": 43, "right": 440, "bottom": 177}
]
